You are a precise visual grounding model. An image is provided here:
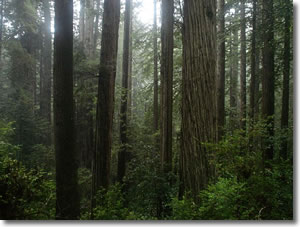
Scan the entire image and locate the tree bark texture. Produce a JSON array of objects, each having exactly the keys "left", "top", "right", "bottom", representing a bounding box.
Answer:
[
  {"left": 160, "top": 0, "right": 173, "bottom": 173},
  {"left": 54, "top": 0, "right": 79, "bottom": 219},
  {"left": 181, "top": 0, "right": 217, "bottom": 199},
  {"left": 93, "top": 0, "right": 120, "bottom": 190},
  {"left": 216, "top": 0, "right": 225, "bottom": 140},
  {"left": 117, "top": 0, "right": 131, "bottom": 183},
  {"left": 262, "top": 0, "right": 275, "bottom": 162}
]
